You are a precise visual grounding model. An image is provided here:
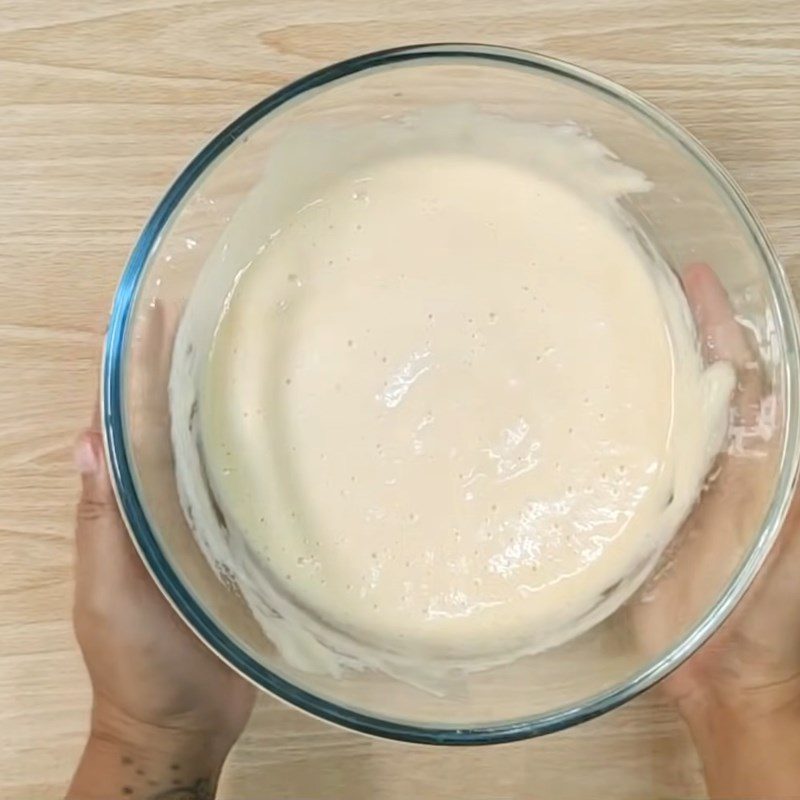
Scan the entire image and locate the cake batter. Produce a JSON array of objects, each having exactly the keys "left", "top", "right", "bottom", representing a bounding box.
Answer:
[{"left": 170, "top": 110, "right": 734, "bottom": 677}]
